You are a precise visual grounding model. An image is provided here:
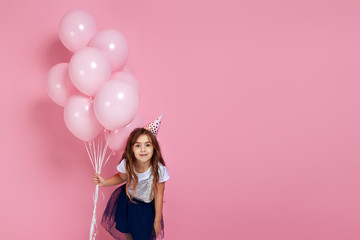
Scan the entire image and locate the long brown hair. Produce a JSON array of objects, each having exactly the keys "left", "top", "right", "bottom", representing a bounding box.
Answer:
[{"left": 121, "top": 128, "right": 165, "bottom": 201}]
